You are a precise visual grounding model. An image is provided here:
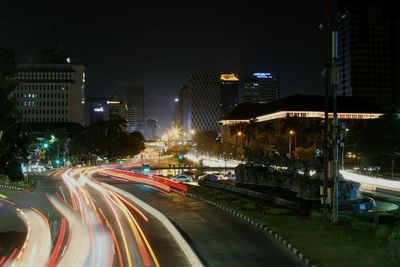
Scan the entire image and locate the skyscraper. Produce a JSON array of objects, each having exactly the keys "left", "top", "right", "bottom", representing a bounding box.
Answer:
[
  {"left": 126, "top": 84, "right": 145, "bottom": 127},
  {"left": 85, "top": 97, "right": 127, "bottom": 126},
  {"left": 337, "top": 0, "right": 400, "bottom": 108},
  {"left": 220, "top": 73, "right": 240, "bottom": 119},
  {"left": 174, "top": 85, "right": 192, "bottom": 133},
  {"left": 12, "top": 63, "right": 85, "bottom": 125},
  {"left": 188, "top": 71, "right": 221, "bottom": 132},
  {"left": 241, "top": 72, "right": 280, "bottom": 103}
]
